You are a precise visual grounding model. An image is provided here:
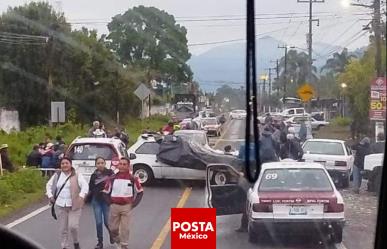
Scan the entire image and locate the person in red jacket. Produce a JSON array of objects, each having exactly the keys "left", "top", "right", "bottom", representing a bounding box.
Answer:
[
  {"left": 103, "top": 158, "right": 143, "bottom": 249},
  {"left": 161, "top": 120, "right": 174, "bottom": 135}
]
